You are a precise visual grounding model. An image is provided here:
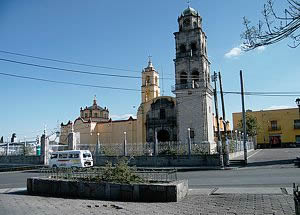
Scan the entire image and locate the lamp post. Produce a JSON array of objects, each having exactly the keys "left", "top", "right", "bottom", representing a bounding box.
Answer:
[
  {"left": 123, "top": 132, "right": 127, "bottom": 156},
  {"left": 24, "top": 136, "right": 27, "bottom": 156},
  {"left": 96, "top": 133, "right": 100, "bottom": 156},
  {"left": 296, "top": 98, "right": 300, "bottom": 118},
  {"left": 187, "top": 128, "right": 192, "bottom": 157}
]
